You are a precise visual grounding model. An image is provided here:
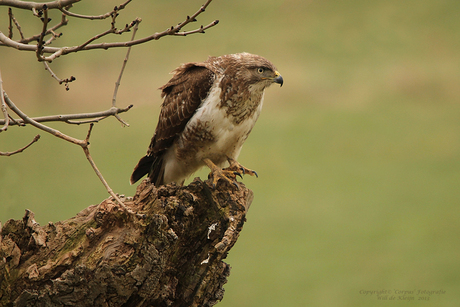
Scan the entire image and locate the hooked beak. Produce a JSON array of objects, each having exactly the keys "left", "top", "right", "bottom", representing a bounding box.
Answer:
[{"left": 273, "top": 71, "right": 283, "bottom": 87}]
